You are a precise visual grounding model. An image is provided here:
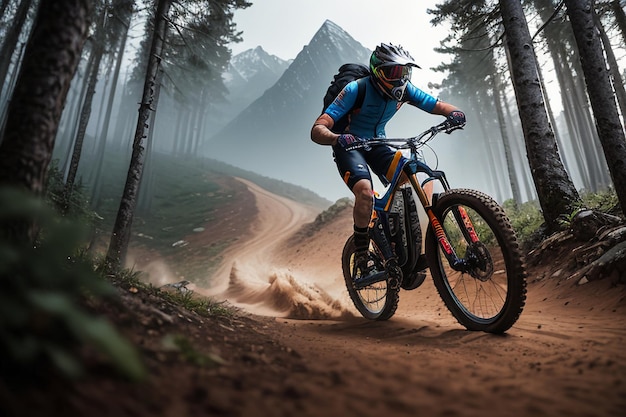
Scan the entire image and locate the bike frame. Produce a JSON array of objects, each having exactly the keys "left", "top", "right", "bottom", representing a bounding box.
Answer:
[{"left": 349, "top": 126, "right": 479, "bottom": 274}]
